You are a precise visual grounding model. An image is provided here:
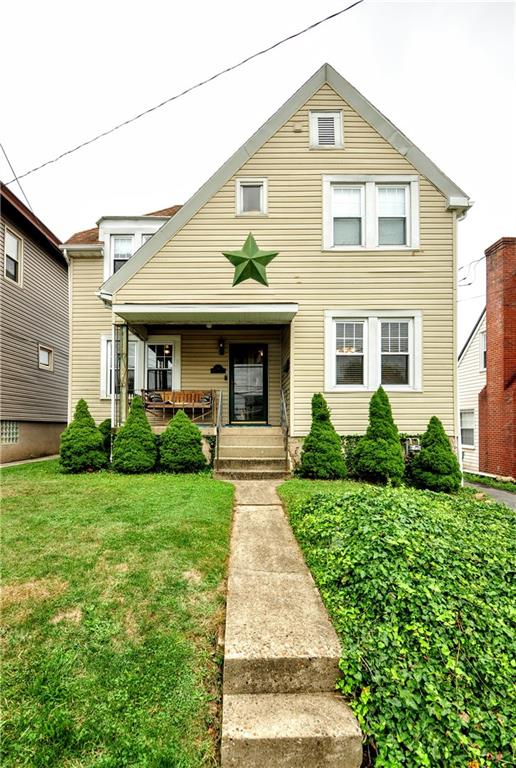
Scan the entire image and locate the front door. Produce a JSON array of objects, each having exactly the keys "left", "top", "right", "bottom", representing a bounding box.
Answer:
[{"left": 229, "top": 344, "right": 268, "bottom": 423}]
